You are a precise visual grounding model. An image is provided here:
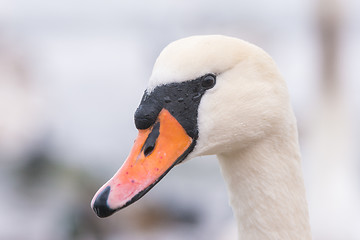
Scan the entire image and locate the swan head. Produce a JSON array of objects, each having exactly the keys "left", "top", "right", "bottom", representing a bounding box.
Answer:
[{"left": 91, "top": 35, "right": 291, "bottom": 217}]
